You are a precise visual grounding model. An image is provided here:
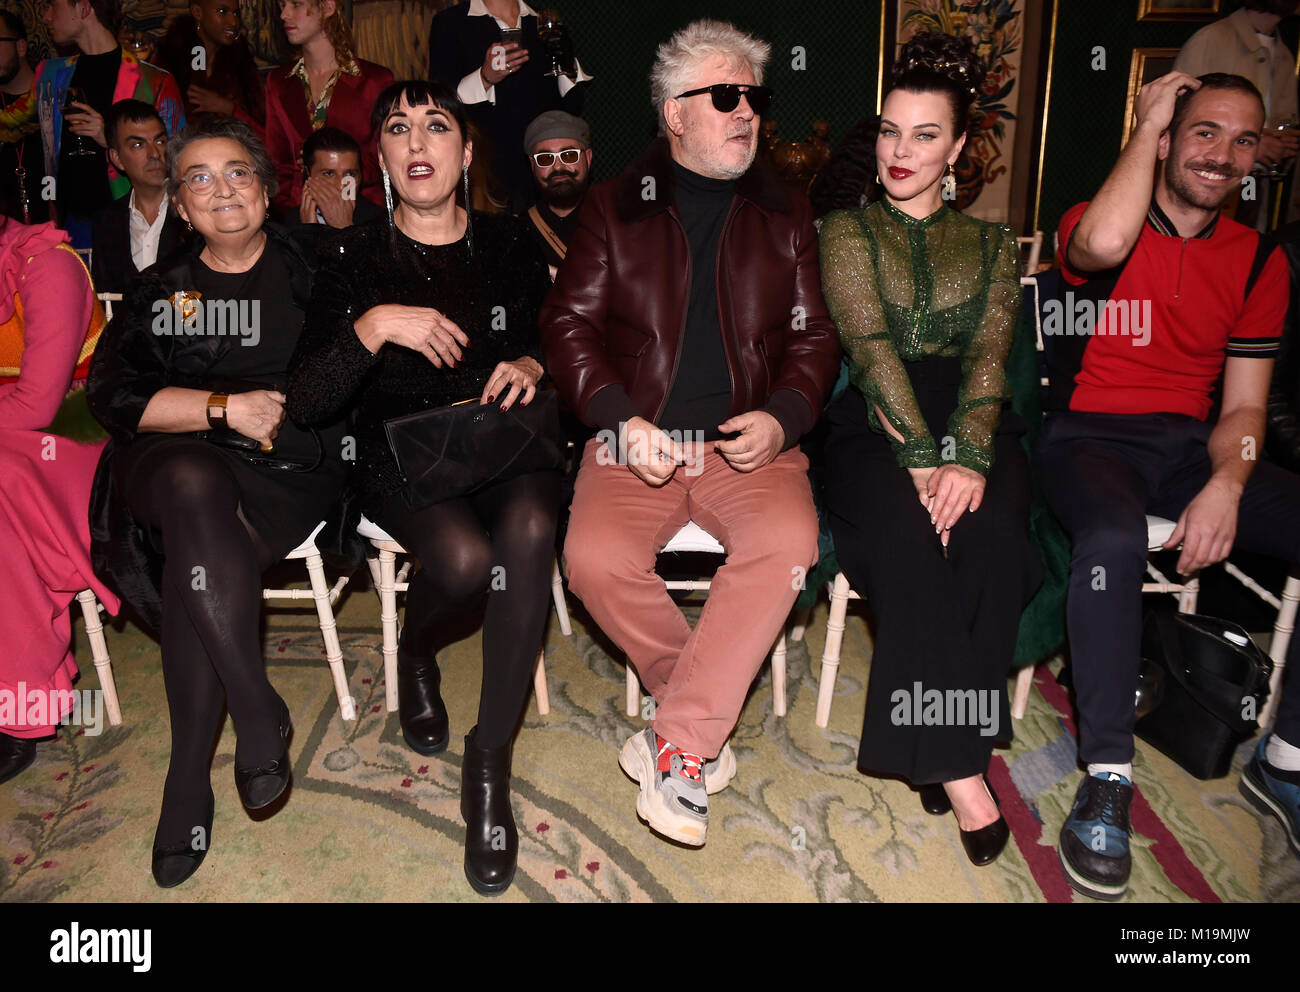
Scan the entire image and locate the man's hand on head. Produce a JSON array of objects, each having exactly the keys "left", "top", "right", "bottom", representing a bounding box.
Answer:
[{"left": 1133, "top": 71, "right": 1201, "bottom": 138}]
